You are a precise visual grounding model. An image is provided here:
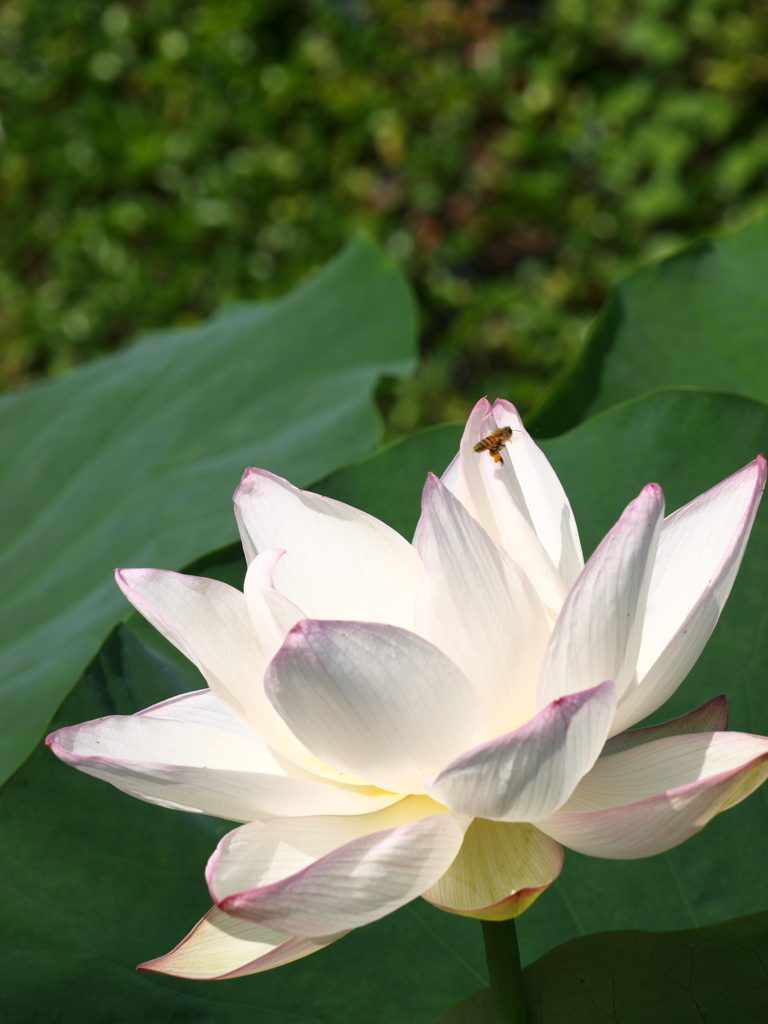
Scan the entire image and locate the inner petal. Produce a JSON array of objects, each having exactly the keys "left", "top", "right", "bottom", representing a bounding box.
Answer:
[{"left": 265, "top": 619, "right": 488, "bottom": 793}]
